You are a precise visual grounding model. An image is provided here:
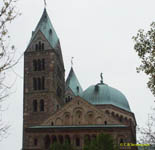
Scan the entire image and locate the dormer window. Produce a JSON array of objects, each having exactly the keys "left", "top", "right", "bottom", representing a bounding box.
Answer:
[
  {"left": 49, "top": 29, "right": 52, "bottom": 34},
  {"left": 95, "top": 85, "right": 99, "bottom": 92},
  {"left": 77, "top": 86, "right": 79, "bottom": 93}
]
